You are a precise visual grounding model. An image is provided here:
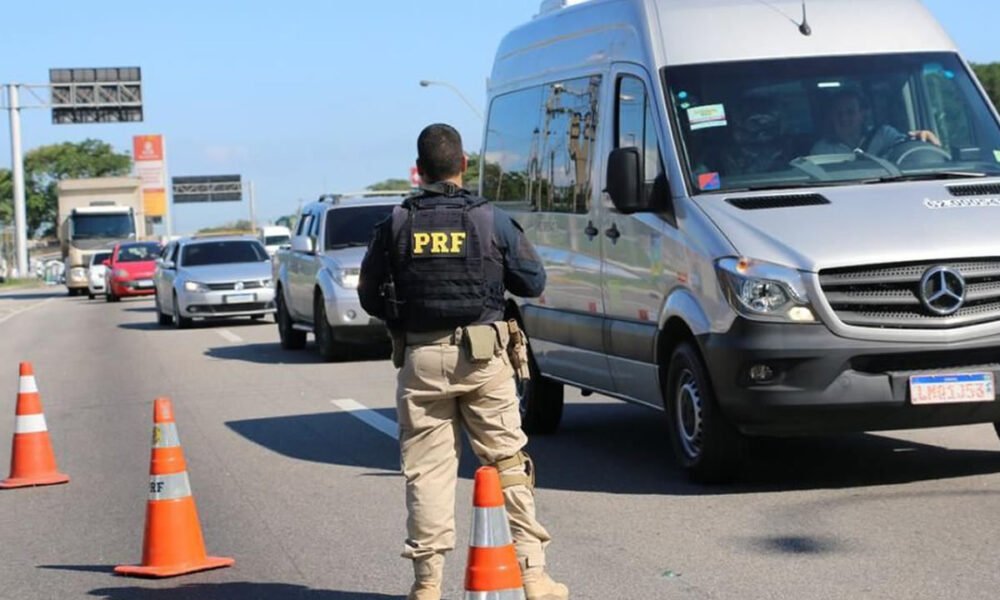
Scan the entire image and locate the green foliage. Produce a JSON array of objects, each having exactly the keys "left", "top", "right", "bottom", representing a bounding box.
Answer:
[
  {"left": 274, "top": 214, "right": 298, "bottom": 230},
  {"left": 196, "top": 220, "right": 253, "bottom": 235},
  {"left": 972, "top": 63, "right": 1000, "bottom": 110},
  {"left": 0, "top": 139, "right": 131, "bottom": 236},
  {"left": 366, "top": 178, "right": 412, "bottom": 192}
]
